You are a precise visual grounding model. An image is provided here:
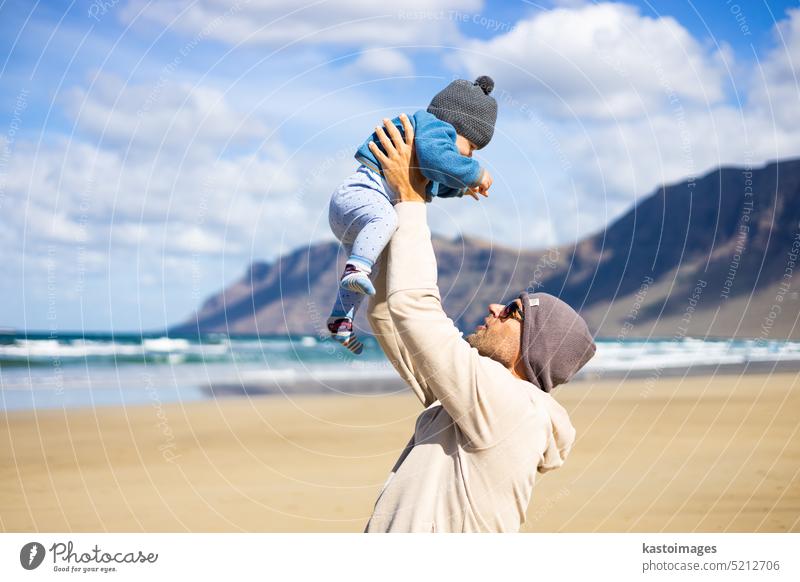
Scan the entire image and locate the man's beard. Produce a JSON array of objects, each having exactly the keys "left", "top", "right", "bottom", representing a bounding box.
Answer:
[{"left": 465, "top": 331, "right": 516, "bottom": 369}]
